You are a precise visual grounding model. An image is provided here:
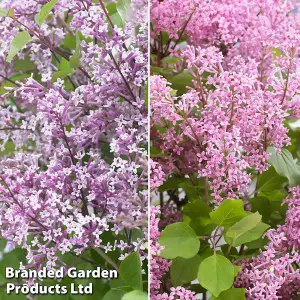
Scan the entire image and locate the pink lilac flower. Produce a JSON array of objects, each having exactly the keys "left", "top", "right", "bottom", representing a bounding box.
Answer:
[
  {"left": 151, "top": 0, "right": 299, "bottom": 63},
  {"left": 151, "top": 43, "right": 299, "bottom": 202},
  {"left": 235, "top": 188, "right": 300, "bottom": 299},
  {"left": 150, "top": 1, "right": 300, "bottom": 299}
]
